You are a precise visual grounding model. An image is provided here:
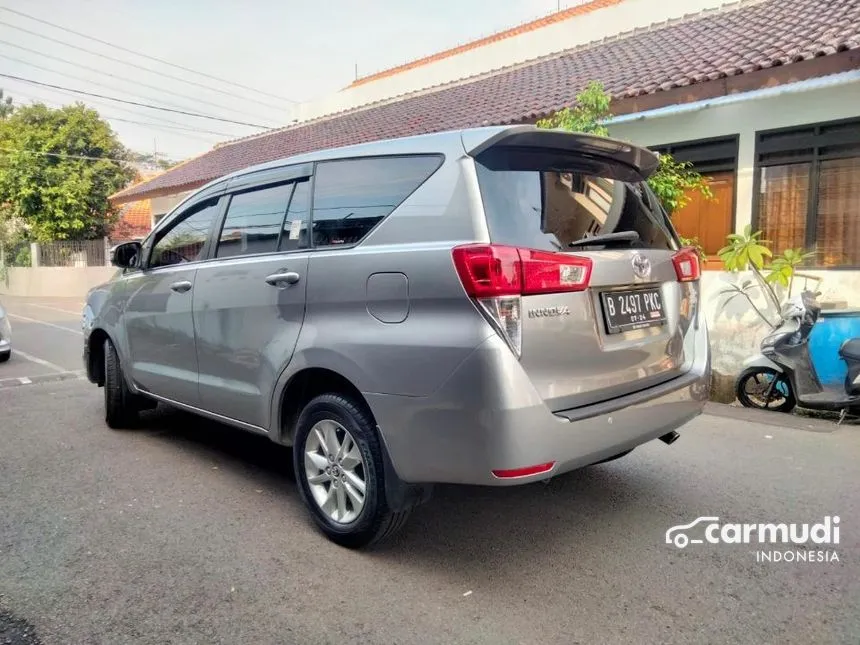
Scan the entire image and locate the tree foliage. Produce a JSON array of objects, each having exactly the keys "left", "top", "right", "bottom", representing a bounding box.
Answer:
[
  {"left": 536, "top": 81, "right": 611, "bottom": 136},
  {"left": 536, "top": 81, "right": 713, "bottom": 216},
  {"left": 0, "top": 101, "right": 135, "bottom": 242},
  {"left": 127, "top": 149, "right": 179, "bottom": 171},
  {"left": 0, "top": 89, "right": 13, "bottom": 120},
  {"left": 717, "top": 225, "right": 817, "bottom": 328},
  {"left": 647, "top": 154, "right": 713, "bottom": 215}
]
